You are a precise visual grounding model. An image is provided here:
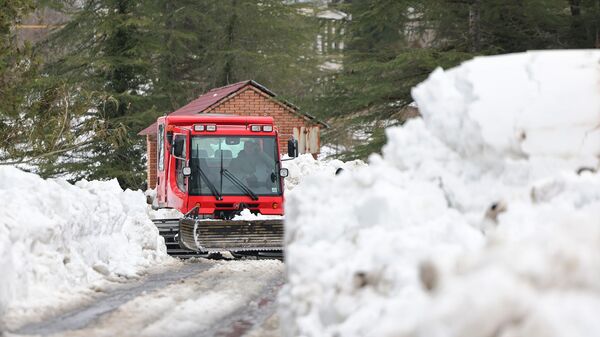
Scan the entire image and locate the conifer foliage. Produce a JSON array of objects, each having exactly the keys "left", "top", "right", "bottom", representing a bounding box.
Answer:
[
  {"left": 2, "top": 0, "right": 599, "bottom": 179},
  {"left": 1, "top": 0, "right": 318, "bottom": 189},
  {"left": 318, "top": 0, "right": 600, "bottom": 159}
]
